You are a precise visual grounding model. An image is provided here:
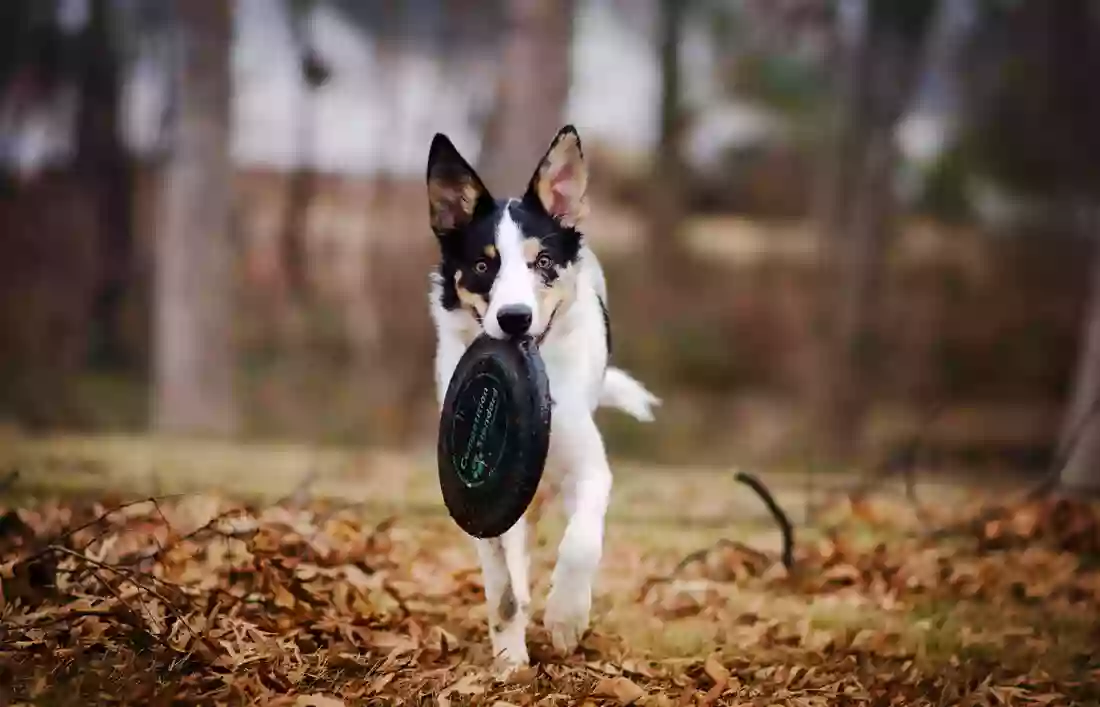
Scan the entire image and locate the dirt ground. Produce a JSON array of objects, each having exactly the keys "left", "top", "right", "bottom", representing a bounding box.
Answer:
[{"left": 1, "top": 434, "right": 1098, "bottom": 705}]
